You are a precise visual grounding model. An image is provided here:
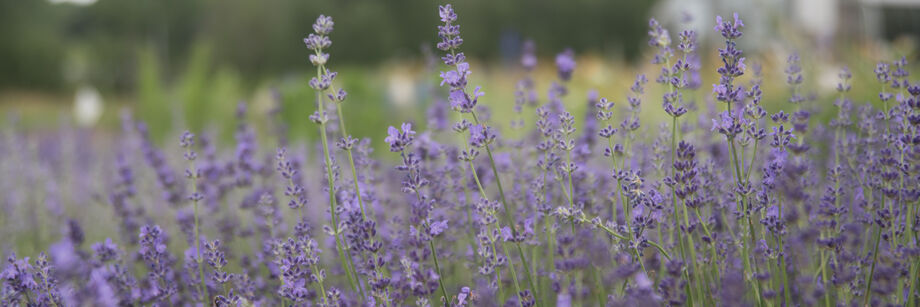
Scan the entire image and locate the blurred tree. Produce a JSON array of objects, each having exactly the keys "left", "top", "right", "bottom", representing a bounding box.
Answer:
[
  {"left": 136, "top": 45, "right": 171, "bottom": 141},
  {"left": 0, "top": 0, "right": 656, "bottom": 92},
  {"left": 0, "top": 0, "right": 66, "bottom": 90},
  {"left": 65, "top": 0, "right": 201, "bottom": 91}
]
